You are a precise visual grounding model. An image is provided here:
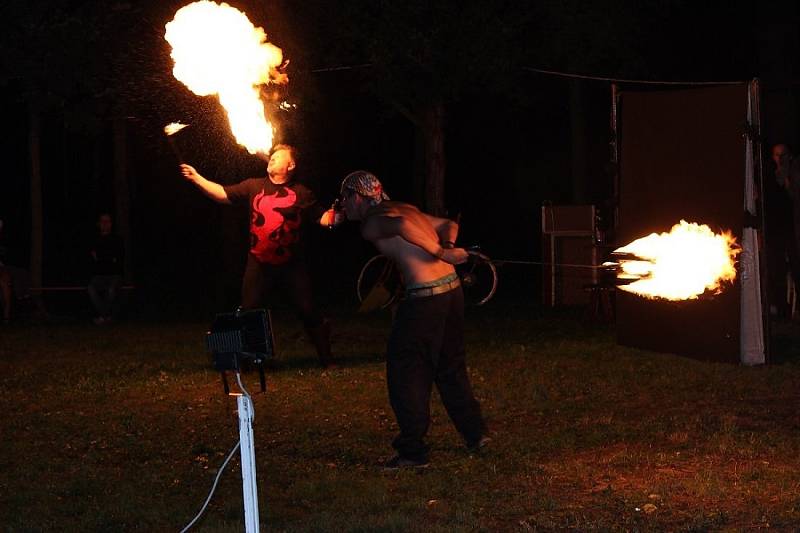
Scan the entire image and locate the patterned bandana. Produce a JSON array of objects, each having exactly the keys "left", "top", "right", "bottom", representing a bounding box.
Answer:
[{"left": 340, "top": 171, "right": 389, "bottom": 203}]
